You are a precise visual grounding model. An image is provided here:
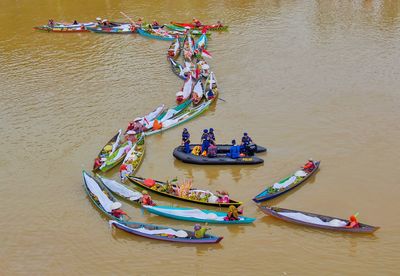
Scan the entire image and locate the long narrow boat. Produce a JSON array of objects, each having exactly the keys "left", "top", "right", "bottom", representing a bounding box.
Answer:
[
  {"left": 167, "top": 37, "right": 181, "bottom": 60},
  {"left": 93, "top": 129, "right": 123, "bottom": 171},
  {"left": 195, "top": 32, "right": 208, "bottom": 50},
  {"left": 145, "top": 100, "right": 211, "bottom": 136},
  {"left": 177, "top": 75, "right": 194, "bottom": 103},
  {"left": 137, "top": 28, "right": 176, "bottom": 41},
  {"left": 164, "top": 24, "right": 211, "bottom": 36},
  {"left": 34, "top": 22, "right": 96, "bottom": 32},
  {"left": 253, "top": 161, "right": 320, "bottom": 203},
  {"left": 82, "top": 171, "right": 222, "bottom": 243},
  {"left": 168, "top": 58, "right": 187, "bottom": 80},
  {"left": 99, "top": 140, "right": 133, "bottom": 172},
  {"left": 127, "top": 176, "right": 242, "bottom": 207},
  {"left": 204, "top": 72, "right": 219, "bottom": 102},
  {"left": 120, "top": 133, "right": 145, "bottom": 176},
  {"left": 143, "top": 205, "right": 255, "bottom": 224},
  {"left": 126, "top": 104, "right": 166, "bottom": 133},
  {"left": 259, "top": 206, "right": 379, "bottom": 233},
  {"left": 182, "top": 33, "right": 195, "bottom": 62},
  {"left": 86, "top": 24, "right": 135, "bottom": 34},
  {"left": 171, "top": 21, "right": 228, "bottom": 31}
]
